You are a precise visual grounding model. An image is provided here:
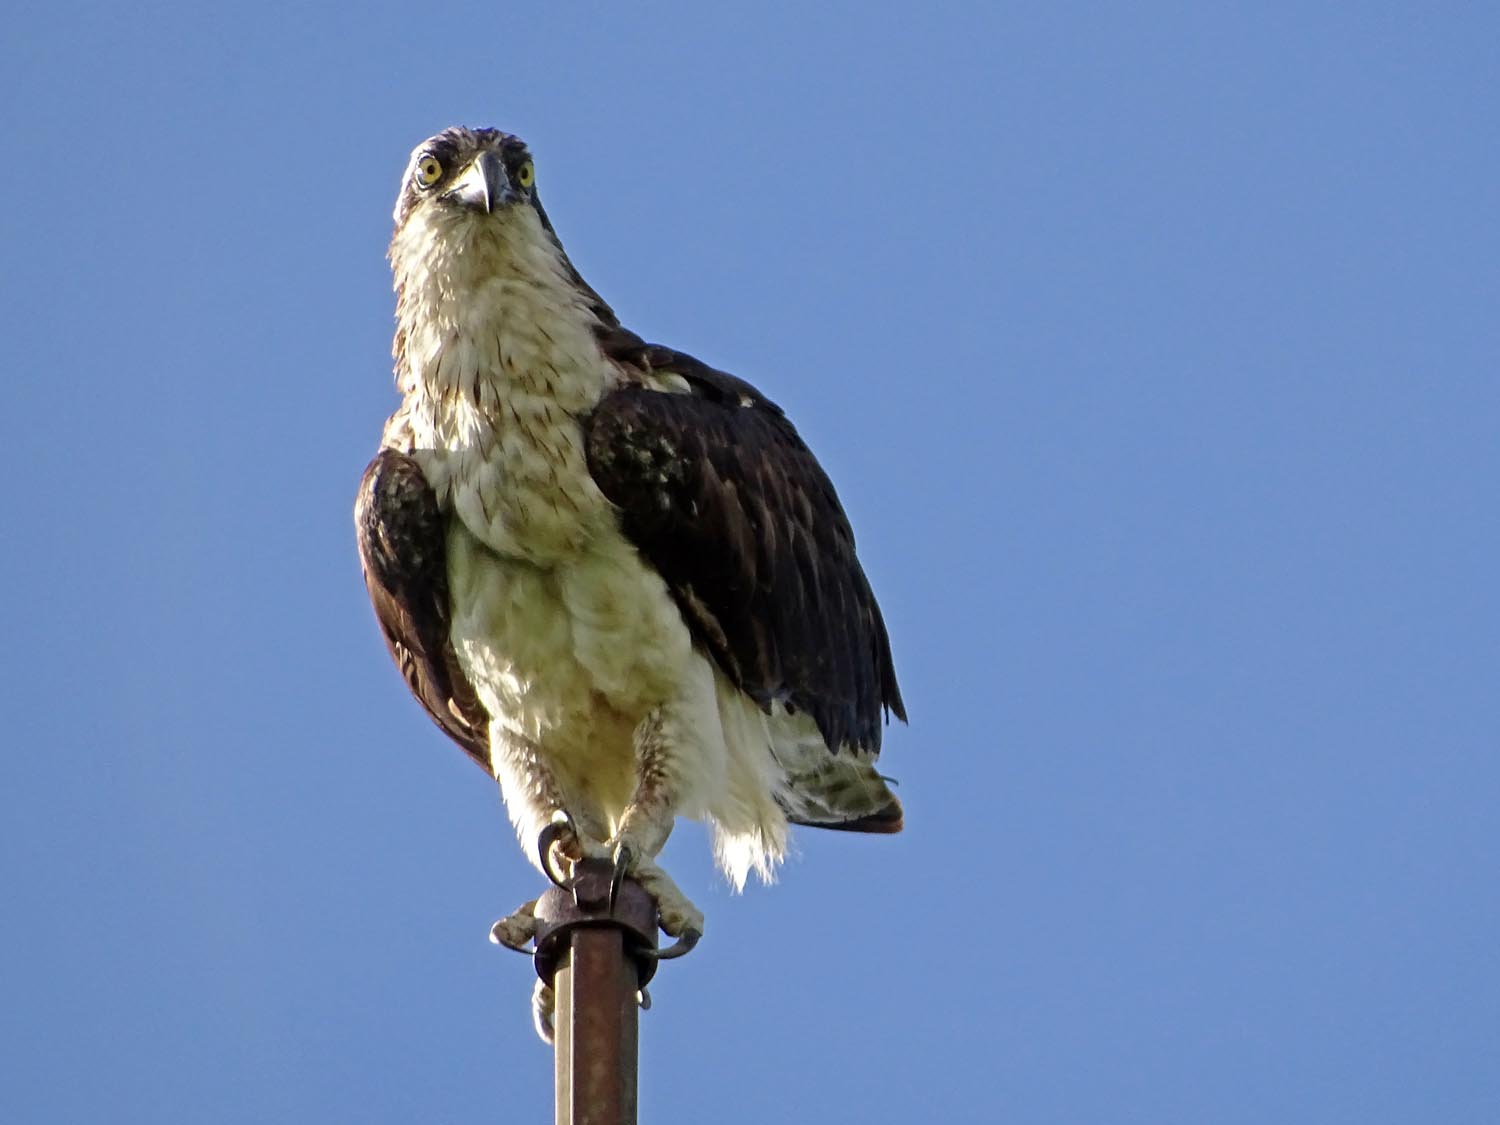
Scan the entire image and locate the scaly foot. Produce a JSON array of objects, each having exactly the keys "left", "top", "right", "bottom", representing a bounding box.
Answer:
[
  {"left": 629, "top": 855, "right": 705, "bottom": 950},
  {"left": 488, "top": 898, "right": 539, "bottom": 953},
  {"left": 532, "top": 979, "right": 556, "bottom": 1044}
]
